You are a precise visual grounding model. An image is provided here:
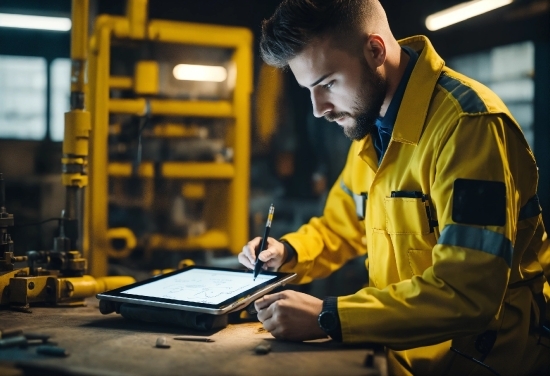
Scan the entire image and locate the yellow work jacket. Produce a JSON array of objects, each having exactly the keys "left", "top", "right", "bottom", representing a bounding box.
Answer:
[{"left": 279, "top": 36, "right": 550, "bottom": 375}]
